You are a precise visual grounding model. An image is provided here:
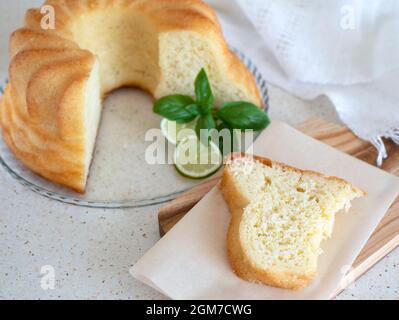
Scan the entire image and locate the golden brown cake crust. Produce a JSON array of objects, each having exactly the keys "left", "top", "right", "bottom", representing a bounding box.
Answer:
[
  {"left": 220, "top": 153, "right": 365, "bottom": 290},
  {"left": 1, "top": 0, "right": 263, "bottom": 192}
]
